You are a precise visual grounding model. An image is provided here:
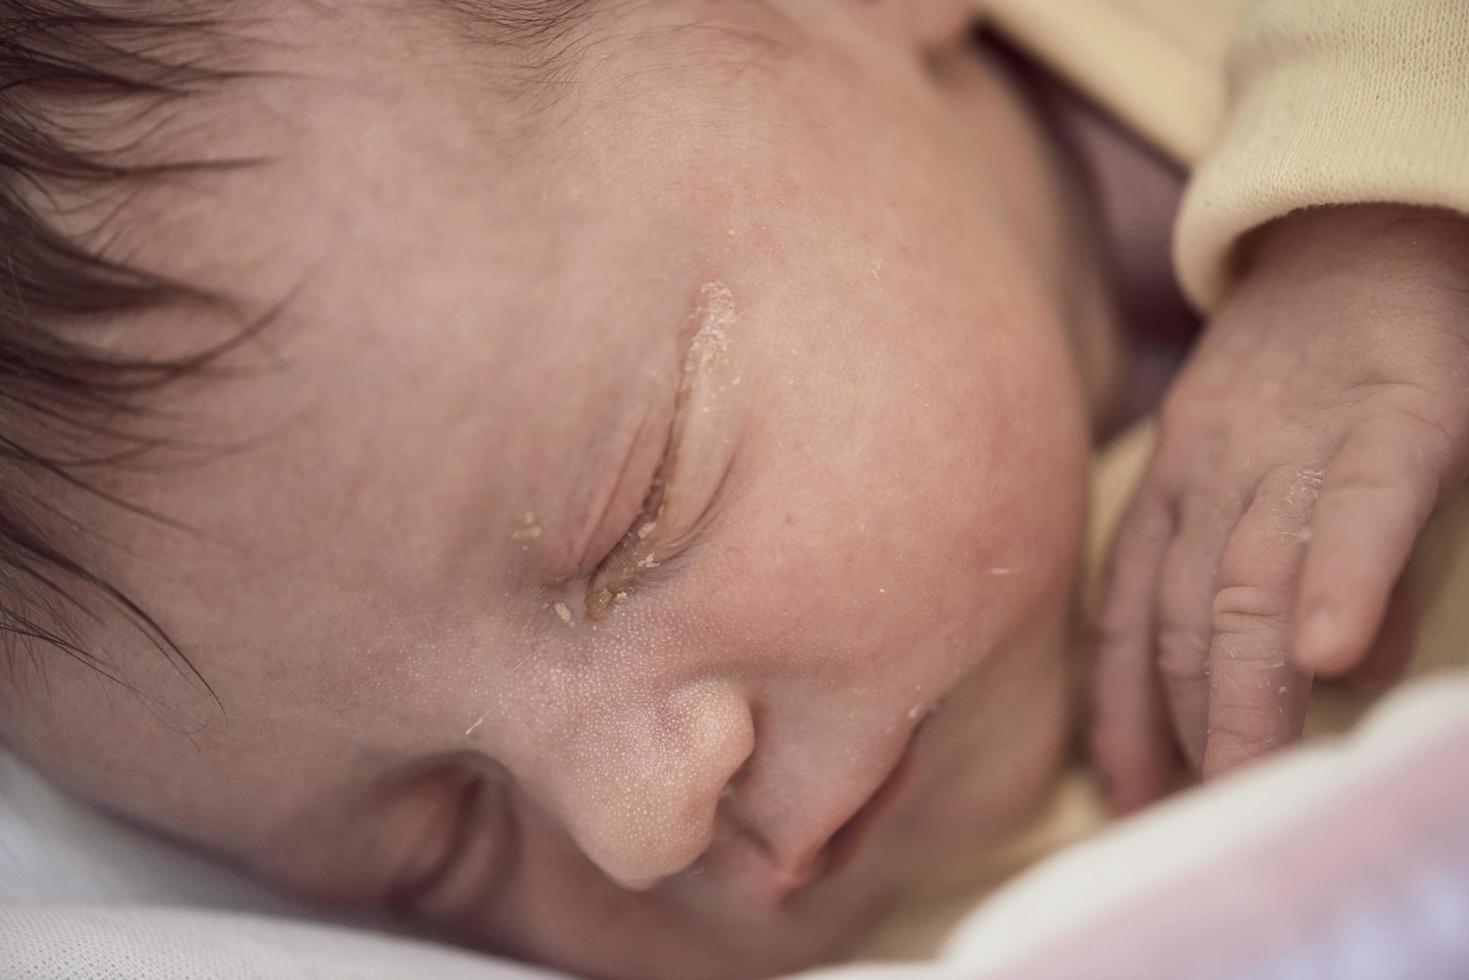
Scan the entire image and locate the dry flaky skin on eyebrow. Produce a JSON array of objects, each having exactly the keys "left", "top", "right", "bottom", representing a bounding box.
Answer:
[{"left": 583, "top": 283, "right": 737, "bottom": 621}]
